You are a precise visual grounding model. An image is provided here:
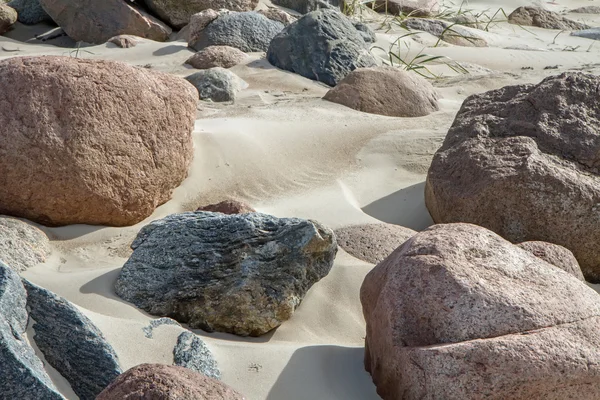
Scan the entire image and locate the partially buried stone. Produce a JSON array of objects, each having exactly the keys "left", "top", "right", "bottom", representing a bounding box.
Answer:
[
  {"left": 115, "top": 211, "right": 337, "bottom": 336},
  {"left": 173, "top": 331, "right": 220, "bottom": 379},
  {"left": 0, "top": 216, "right": 51, "bottom": 273}
]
